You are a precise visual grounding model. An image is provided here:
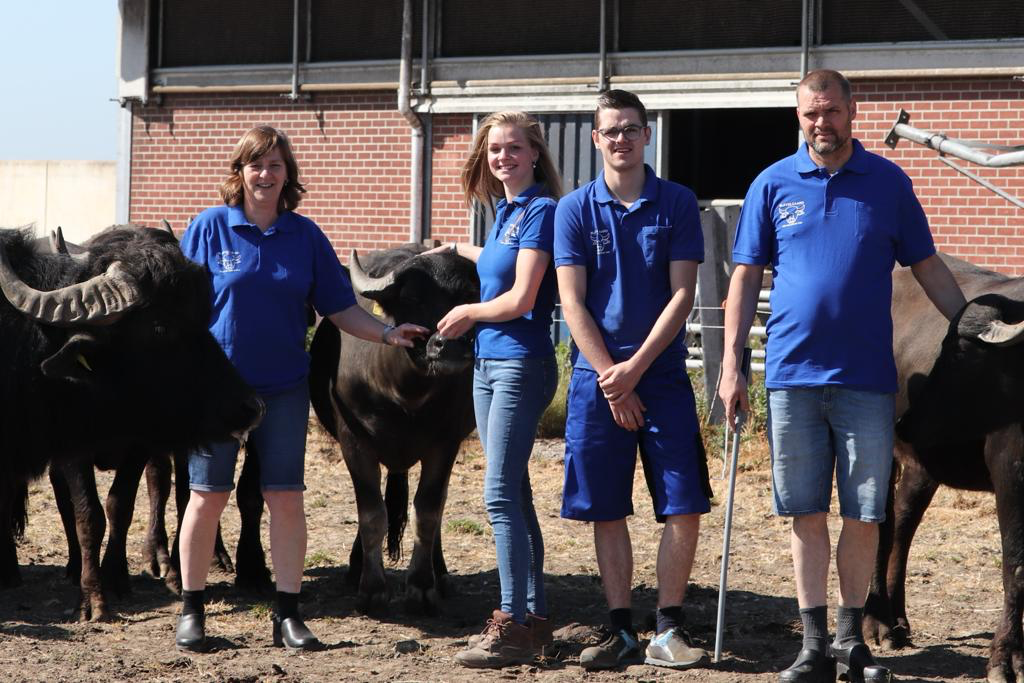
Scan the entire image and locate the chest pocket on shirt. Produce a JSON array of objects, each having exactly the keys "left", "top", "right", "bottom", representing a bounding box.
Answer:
[
  {"left": 855, "top": 201, "right": 890, "bottom": 247},
  {"left": 639, "top": 225, "right": 670, "bottom": 268}
]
